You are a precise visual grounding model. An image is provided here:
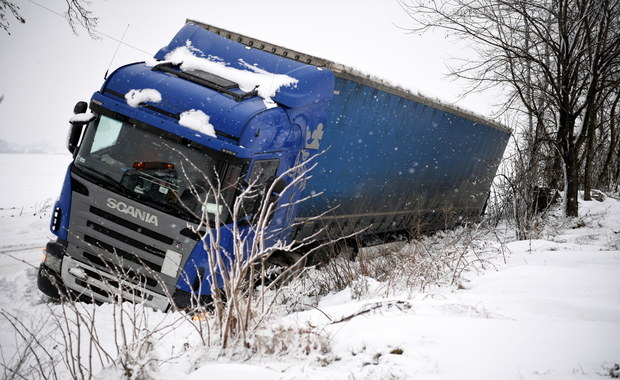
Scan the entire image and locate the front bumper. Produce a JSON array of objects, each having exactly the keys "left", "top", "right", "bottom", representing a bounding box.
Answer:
[{"left": 37, "top": 239, "right": 208, "bottom": 311}]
